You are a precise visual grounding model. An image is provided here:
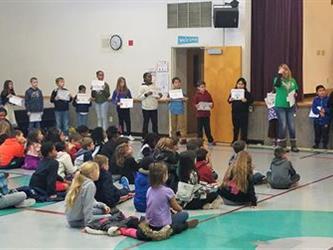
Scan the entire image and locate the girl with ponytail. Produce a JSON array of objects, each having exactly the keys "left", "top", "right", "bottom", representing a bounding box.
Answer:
[{"left": 65, "top": 161, "right": 111, "bottom": 228}]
